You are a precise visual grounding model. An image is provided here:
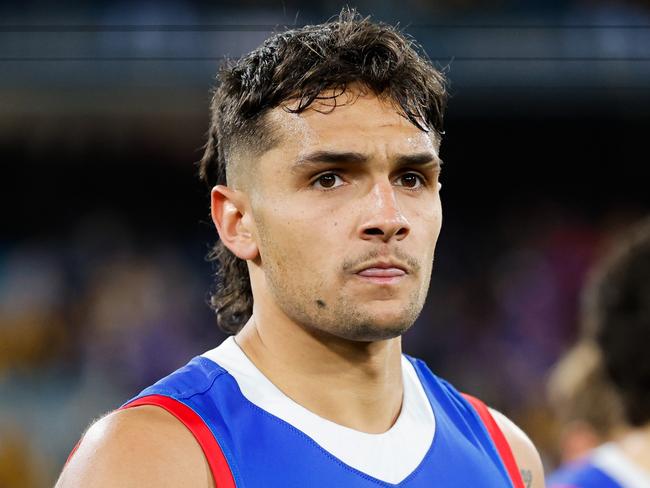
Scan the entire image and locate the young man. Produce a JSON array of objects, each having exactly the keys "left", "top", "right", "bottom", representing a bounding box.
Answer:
[
  {"left": 547, "top": 218, "right": 650, "bottom": 488},
  {"left": 57, "top": 11, "right": 543, "bottom": 487}
]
